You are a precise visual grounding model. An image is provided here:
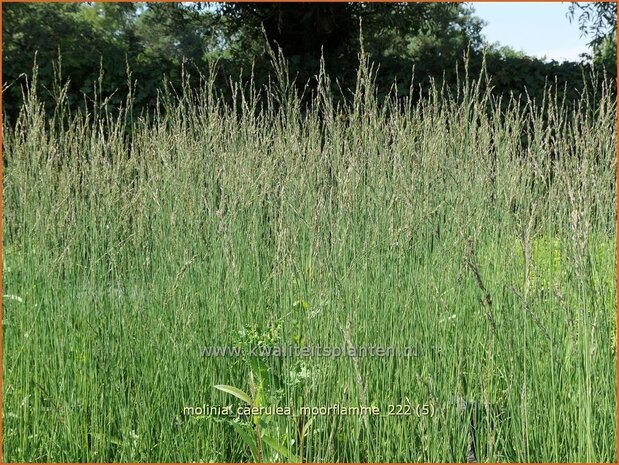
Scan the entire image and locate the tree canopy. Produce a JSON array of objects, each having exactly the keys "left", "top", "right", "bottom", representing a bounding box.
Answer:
[
  {"left": 567, "top": 2, "right": 617, "bottom": 67},
  {"left": 2, "top": 2, "right": 615, "bottom": 121}
]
